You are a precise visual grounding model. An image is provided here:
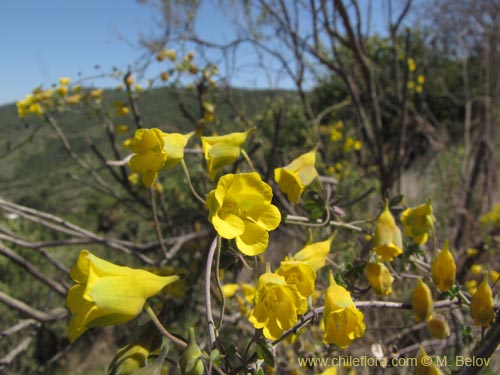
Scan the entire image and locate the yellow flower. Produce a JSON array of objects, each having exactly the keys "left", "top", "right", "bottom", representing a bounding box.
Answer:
[
  {"left": 59, "top": 77, "right": 71, "bottom": 86},
  {"left": 276, "top": 260, "right": 316, "bottom": 299},
  {"left": 372, "top": 203, "right": 403, "bottom": 261},
  {"left": 427, "top": 313, "right": 450, "bottom": 339},
  {"left": 412, "top": 278, "right": 433, "bottom": 322},
  {"left": 470, "top": 264, "right": 483, "bottom": 276},
  {"left": 128, "top": 128, "right": 193, "bottom": 186},
  {"left": 491, "top": 270, "right": 500, "bottom": 283},
  {"left": 417, "top": 75, "right": 426, "bottom": 84},
  {"left": 407, "top": 58, "right": 416, "bottom": 72},
  {"left": 365, "top": 262, "right": 393, "bottom": 296},
  {"left": 323, "top": 272, "right": 365, "bottom": 348},
  {"left": 201, "top": 129, "right": 252, "bottom": 180},
  {"left": 466, "top": 279, "right": 477, "bottom": 295},
  {"left": 125, "top": 74, "right": 135, "bottom": 86},
  {"left": 90, "top": 88, "right": 103, "bottom": 99},
  {"left": 248, "top": 272, "right": 307, "bottom": 340},
  {"left": 221, "top": 283, "right": 240, "bottom": 298},
  {"left": 416, "top": 346, "right": 442, "bottom": 375},
  {"left": 470, "top": 273, "right": 495, "bottom": 327},
  {"left": 66, "top": 250, "right": 180, "bottom": 342},
  {"left": 206, "top": 173, "right": 281, "bottom": 256},
  {"left": 65, "top": 94, "right": 81, "bottom": 106},
  {"left": 431, "top": 240, "right": 456, "bottom": 292},
  {"left": 416, "top": 85, "right": 423, "bottom": 93},
  {"left": 115, "top": 125, "right": 129, "bottom": 134},
  {"left": 466, "top": 248, "right": 479, "bottom": 257},
  {"left": 292, "top": 234, "right": 335, "bottom": 271},
  {"left": 241, "top": 283, "right": 256, "bottom": 303},
  {"left": 57, "top": 85, "right": 68, "bottom": 96},
  {"left": 407, "top": 81, "right": 415, "bottom": 90},
  {"left": 274, "top": 148, "right": 318, "bottom": 204},
  {"left": 160, "top": 71, "right": 170, "bottom": 81},
  {"left": 400, "top": 199, "right": 435, "bottom": 245}
]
